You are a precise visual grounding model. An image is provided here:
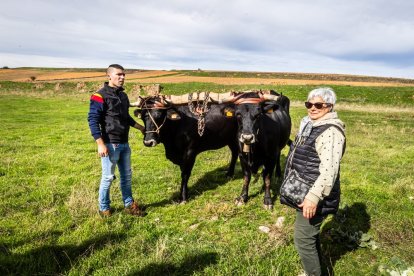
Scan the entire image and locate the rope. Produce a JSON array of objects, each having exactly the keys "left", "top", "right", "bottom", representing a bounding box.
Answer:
[{"left": 141, "top": 99, "right": 168, "bottom": 134}]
